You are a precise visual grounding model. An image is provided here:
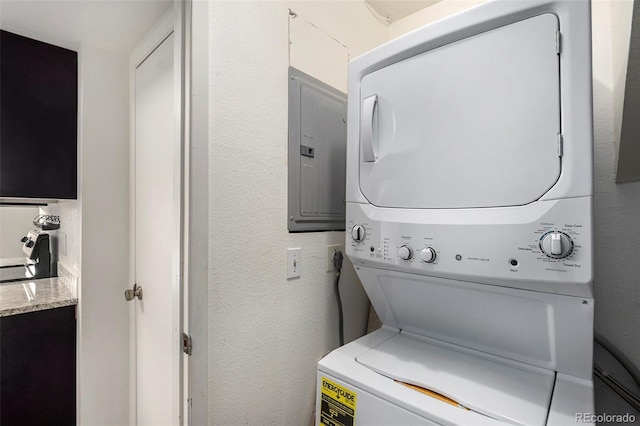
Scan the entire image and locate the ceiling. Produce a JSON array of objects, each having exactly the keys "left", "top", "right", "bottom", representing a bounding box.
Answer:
[
  {"left": 366, "top": 0, "right": 442, "bottom": 23},
  {"left": 0, "top": 0, "right": 172, "bottom": 54},
  {"left": 0, "top": 0, "right": 441, "bottom": 51}
]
